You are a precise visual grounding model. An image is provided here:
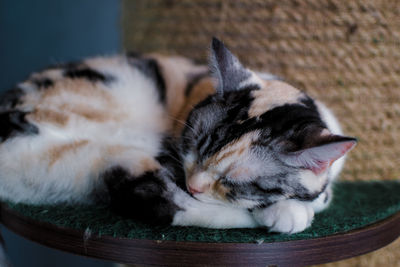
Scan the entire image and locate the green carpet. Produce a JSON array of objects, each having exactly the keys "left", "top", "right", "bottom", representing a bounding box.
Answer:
[{"left": 3, "top": 181, "right": 400, "bottom": 243}]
